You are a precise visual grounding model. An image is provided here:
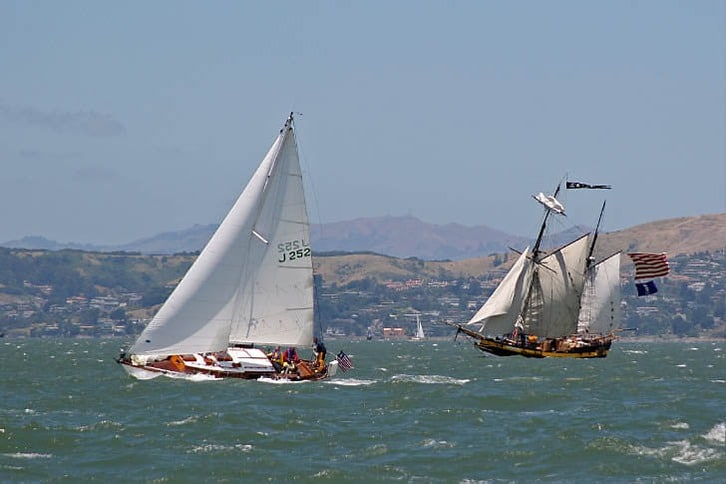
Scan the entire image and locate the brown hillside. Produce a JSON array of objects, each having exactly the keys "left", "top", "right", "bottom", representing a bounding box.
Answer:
[
  {"left": 314, "top": 213, "right": 725, "bottom": 285},
  {"left": 597, "top": 213, "right": 726, "bottom": 258}
]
